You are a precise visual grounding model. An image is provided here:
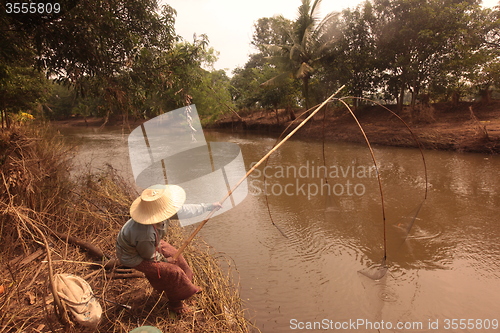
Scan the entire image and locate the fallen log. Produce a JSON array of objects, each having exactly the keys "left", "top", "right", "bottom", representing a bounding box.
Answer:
[
  {"left": 48, "top": 230, "right": 121, "bottom": 269},
  {"left": 9, "top": 248, "right": 45, "bottom": 267},
  {"left": 48, "top": 230, "right": 108, "bottom": 260},
  {"left": 47, "top": 231, "right": 145, "bottom": 279}
]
